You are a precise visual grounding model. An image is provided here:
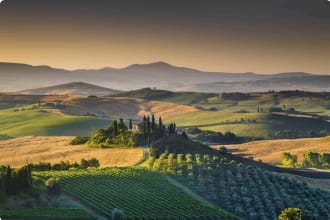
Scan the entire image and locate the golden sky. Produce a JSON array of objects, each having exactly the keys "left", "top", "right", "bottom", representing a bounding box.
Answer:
[{"left": 0, "top": 0, "right": 330, "bottom": 74}]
